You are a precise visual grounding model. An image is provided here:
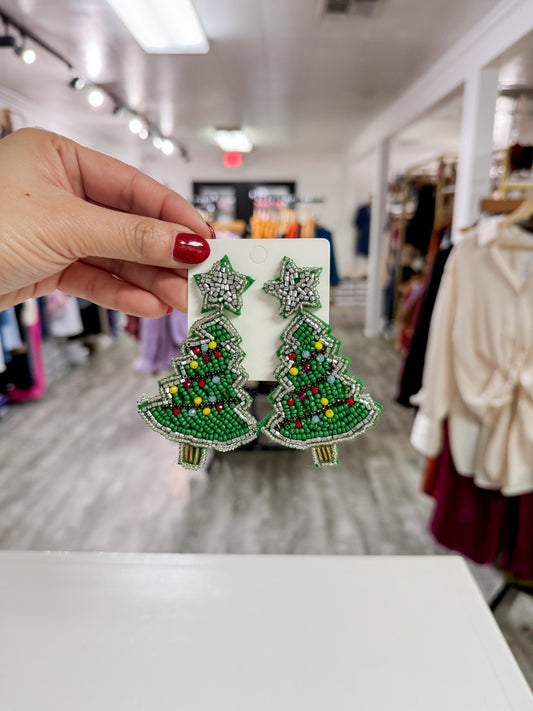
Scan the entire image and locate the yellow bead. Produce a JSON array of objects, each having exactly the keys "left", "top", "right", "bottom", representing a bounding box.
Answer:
[
  {"left": 315, "top": 341, "right": 323, "bottom": 351},
  {"left": 169, "top": 386, "right": 178, "bottom": 394},
  {"left": 320, "top": 397, "right": 329, "bottom": 406},
  {"left": 190, "top": 360, "right": 199, "bottom": 369},
  {"left": 194, "top": 396, "right": 202, "bottom": 405},
  {"left": 289, "top": 367, "right": 299, "bottom": 376},
  {"left": 202, "top": 407, "right": 211, "bottom": 415},
  {"left": 325, "top": 409, "right": 334, "bottom": 418},
  {"left": 208, "top": 341, "right": 217, "bottom": 349}
]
